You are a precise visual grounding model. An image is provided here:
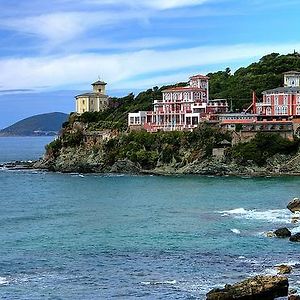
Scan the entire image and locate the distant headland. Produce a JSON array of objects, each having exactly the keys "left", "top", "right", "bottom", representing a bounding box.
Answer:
[{"left": 0, "top": 112, "right": 68, "bottom": 137}]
